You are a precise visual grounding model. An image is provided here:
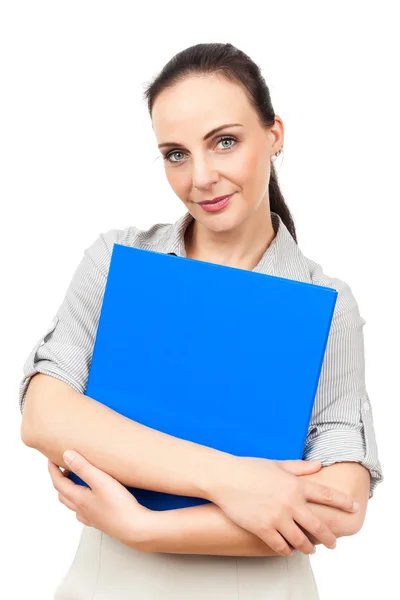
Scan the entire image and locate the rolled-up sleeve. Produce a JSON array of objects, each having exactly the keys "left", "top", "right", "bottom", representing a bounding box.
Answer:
[
  {"left": 302, "top": 266, "right": 383, "bottom": 498},
  {"left": 19, "top": 228, "right": 124, "bottom": 414}
]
